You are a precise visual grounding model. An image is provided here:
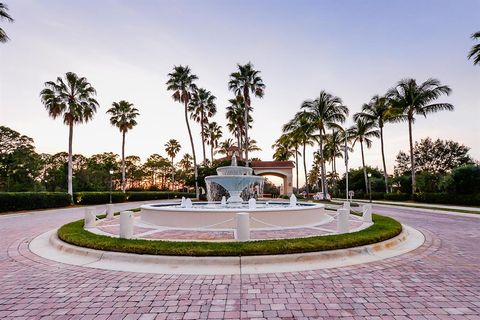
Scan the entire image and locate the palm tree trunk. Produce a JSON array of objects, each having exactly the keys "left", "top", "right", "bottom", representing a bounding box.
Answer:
[
  {"left": 360, "top": 140, "right": 368, "bottom": 194},
  {"left": 303, "top": 143, "right": 309, "bottom": 197},
  {"left": 185, "top": 99, "right": 199, "bottom": 198},
  {"left": 121, "top": 131, "right": 126, "bottom": 193},
  {"left": 319, "top": 129, "right": 328, "bottom": 198},
  {"left": 201, "top": 113, "right": 207, "bottom": 164},
  {"left": 210, "top": 144, "right": 214, "bottom": 163},
  {"left": 237, "top": 128, "right": 241, "bottom": 158},
  {"left": 408, "top": 118, "right": 415, "bottom": 195},
  {"left": 295, "top": 146, "right": 299, "bottom": 195},
  {"left": 67, "top": 122, "right": 73, "bottom": 199},
  {"left": 244, "top": 89, "right": 250, "bottom": 167},
  {"left": 380, "top": 126, "right": 388, "bottom": 193}
]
